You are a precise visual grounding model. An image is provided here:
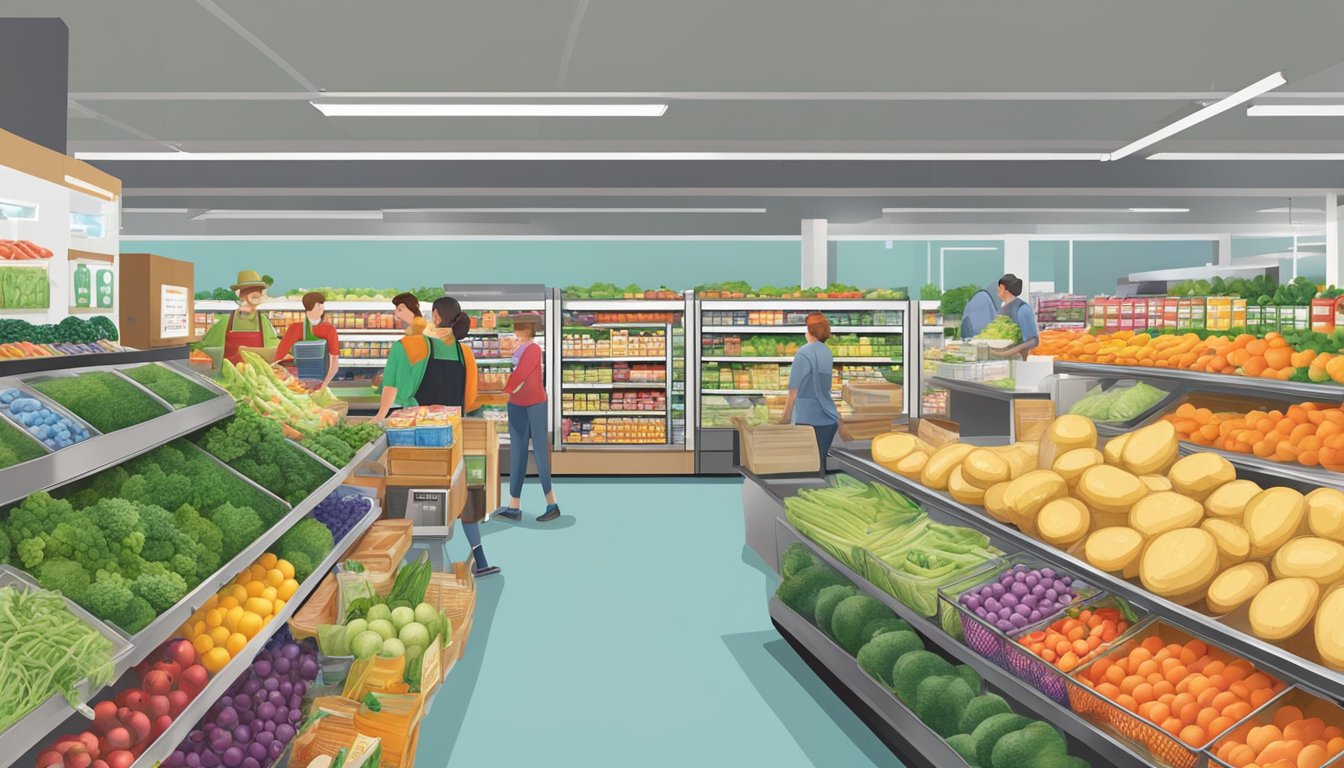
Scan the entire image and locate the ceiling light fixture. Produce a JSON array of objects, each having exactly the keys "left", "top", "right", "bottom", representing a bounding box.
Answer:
[
  {"left": 1107, "top": 71, "right": 1286, "bottom": 161},
  {"left": 1256, "top": 207, "right": 1324, "bottom": 214},
  {"left": 311, "top": 102, "right": 669, "bottom": 117},
  {"left": 882, "top": 207, "right": 1188, "bottom": 213},
  {"left": 192, "top": 210, "right": 384, "bottom": 221},
  {"left": 122, "top": 208, "right": 190, "bottom": 213},
  {"left": 1127, "top": 207, "right": 1191, "bottom": 213},
  {"left": 1150, "top": 152, "right": 1344, "bottom": 160},
  {"left": 383, "top": 207, "right": 766, "bottom": 214},
  {"left": 74, "top": 151, "right": 1110, "bottom": 162},
  {"left": 1247, "top": 104, "right": 1344, "bottom": 117},
  {"left": 63, "top": 175, "right": 115, "bottom": 200}
]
